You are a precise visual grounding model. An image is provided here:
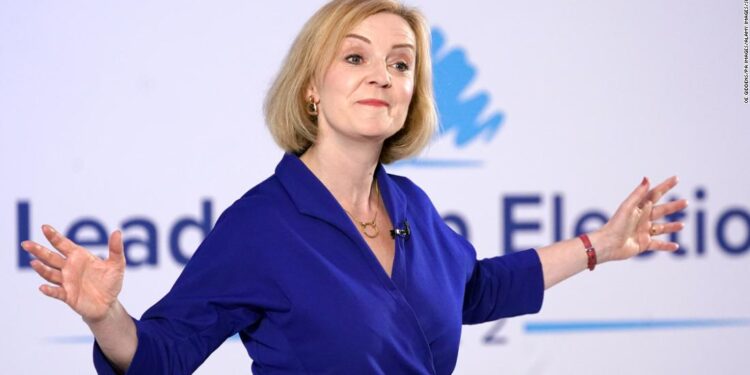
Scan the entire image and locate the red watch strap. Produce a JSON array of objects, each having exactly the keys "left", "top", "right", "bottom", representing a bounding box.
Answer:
[{"left": 579, "top": 234, "right": 597, "bottom": 271}]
